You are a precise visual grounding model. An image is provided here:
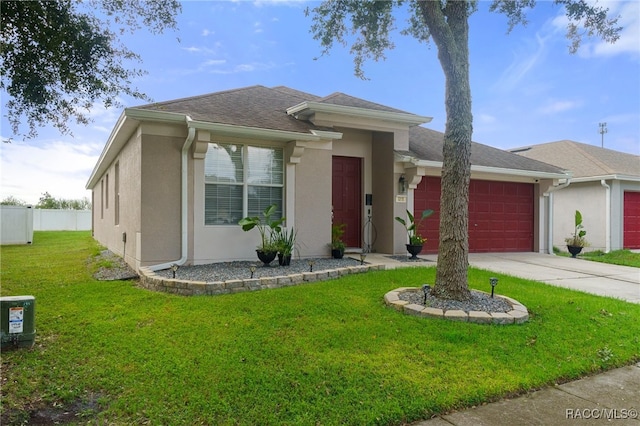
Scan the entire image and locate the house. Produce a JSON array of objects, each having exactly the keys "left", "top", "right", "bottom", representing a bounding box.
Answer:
[
  {"left": 86, "top": 85, "right": 569, "bottom": 271},
  {"left": 511, "top": 140, "right": 640, "bottom": 252}
]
